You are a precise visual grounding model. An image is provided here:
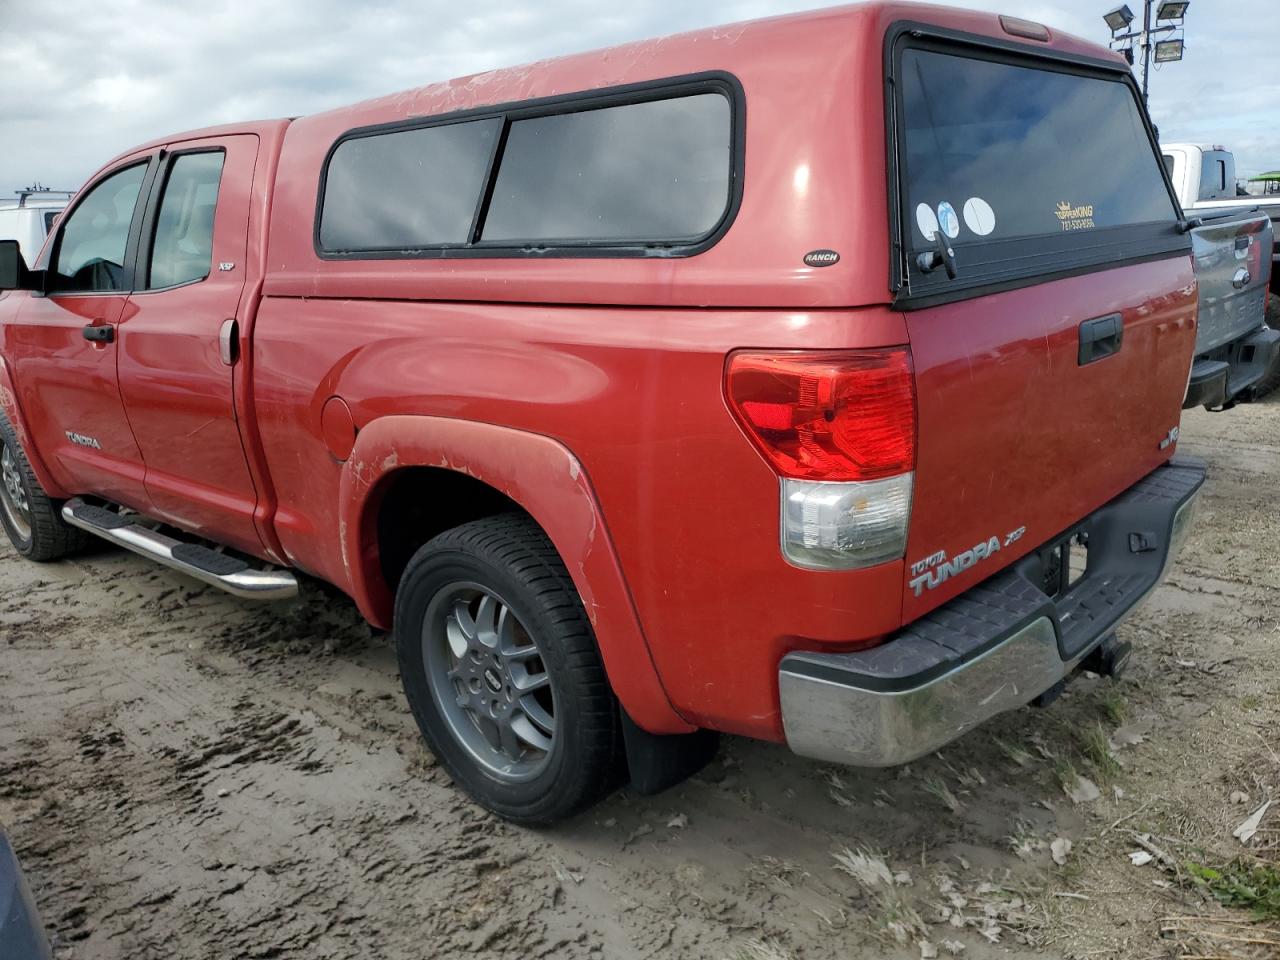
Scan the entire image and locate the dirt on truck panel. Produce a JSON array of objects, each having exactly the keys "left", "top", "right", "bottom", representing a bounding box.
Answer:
[{"left": 0, "top": 402, "right": 1277, "bottom": 958}]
